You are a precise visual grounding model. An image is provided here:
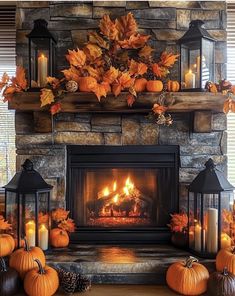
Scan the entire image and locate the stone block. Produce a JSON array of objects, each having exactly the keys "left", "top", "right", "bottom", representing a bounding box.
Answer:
[
  {"left": 191, "top": 10, "right": 220, "bottom": 21},
  {"left": 17, "top": 1, "right": 49, "bottom": 8},
  {"left": 93, "top": 1, "right": 126, "bottom": 7},
  {"left": 71, "top": 30, "right": 88, "bottom": 47},
  {"left": 207, "top": 30, "right": 227, "bottom": 41},
  {"left": 177, "top": 9, "right": 190, "bottom": 30},
  {"left": 132, "top": 8, "right": 176, "bottom": 20},
  {"left": 181, "top": 155, "right": 227, "bottom": 169},
  {"left": 21, "top": 8, "right": 50, "bottom": 23},
  {"left": 126, "top": 1, "right": 149, "bottom": 10},
  {"left": 215, "top": 63, "right": 227, "bottom": 82},
  {"left": 17, "top": 146, "right": 63, "bottom": 156},
  {"left": 55, "top": 113, "right": 75, "bottom": 122},
  {"left": 159, "top": 119, "right": 190, "bottom": 145},
  {"left": 50, "top": 3, "right": 92, "bottom": 18},
  {"left": 215, "top": 42, "right": 227, "bottom": 64},
  {"left": 74, "top": 114, "right": 92, "bottom": 123},
  {"left": 221, "top": 10, "right": 227, "bottom": 30},
  {"left": 93, "top": 7, "right": 126, "bottom": 18},
  {"left": 221, "top": 131, "right": 227, "bottom": 155},
  {"left": 152, "top": 29, "right": 184, "bottom": 41},
  {"left": 189, "top": 132, "right": 222, "bottom": 146},
  {"left": 15, "top": 112, "right": 34, "bottom": 134},
  {"left": 16, "top": 134, "right": 53, "bottom": 148},
  {"left": 212, "top": 113, "right": 227, "bottom": 131},
  {"left": 55, "top": 121, "right": 91, "bottom": 132},
  {"left": 91, "top": 115, "right": 121, "bottom": 126},
  {"left": 122, "top": 117, "right": 140, "bottom": 145},
  {"left": 104, "top": 133, "right": 122, "bottom": 145},
  {"left": 53, "top": 31, "right": 72, "bottom": 47},
  {"left": 138, "top": 19, "right": 176, "bottom": 29},
  {"left": 180, "top": 145, "right": 221, "bottom": 156},
  {"left": 54, "top": 132, "right": 104, "bottom": 145},
  {"left": 34, "top": 112, "right": 52, "bottom": 133},
  {"left": 140, "top": 123, "right": 159, "bottom": 145},
  {"left": 193, "top": 111, "right": 212, "bottom": 133},
  {"left": 92, "top": 125, "right": 121, "bottom": 133},
  {"left": 149, "top": 1, "right": 200, "bottom": 8},
  {"left": 179, "top": 168, "right": 201, "bottom": 183},
  {"left": 16, "top": 30, "right": 30, "bottom": 44},
  {"left": 199, "top": 1, "right": 226, "bottom": 10}
]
